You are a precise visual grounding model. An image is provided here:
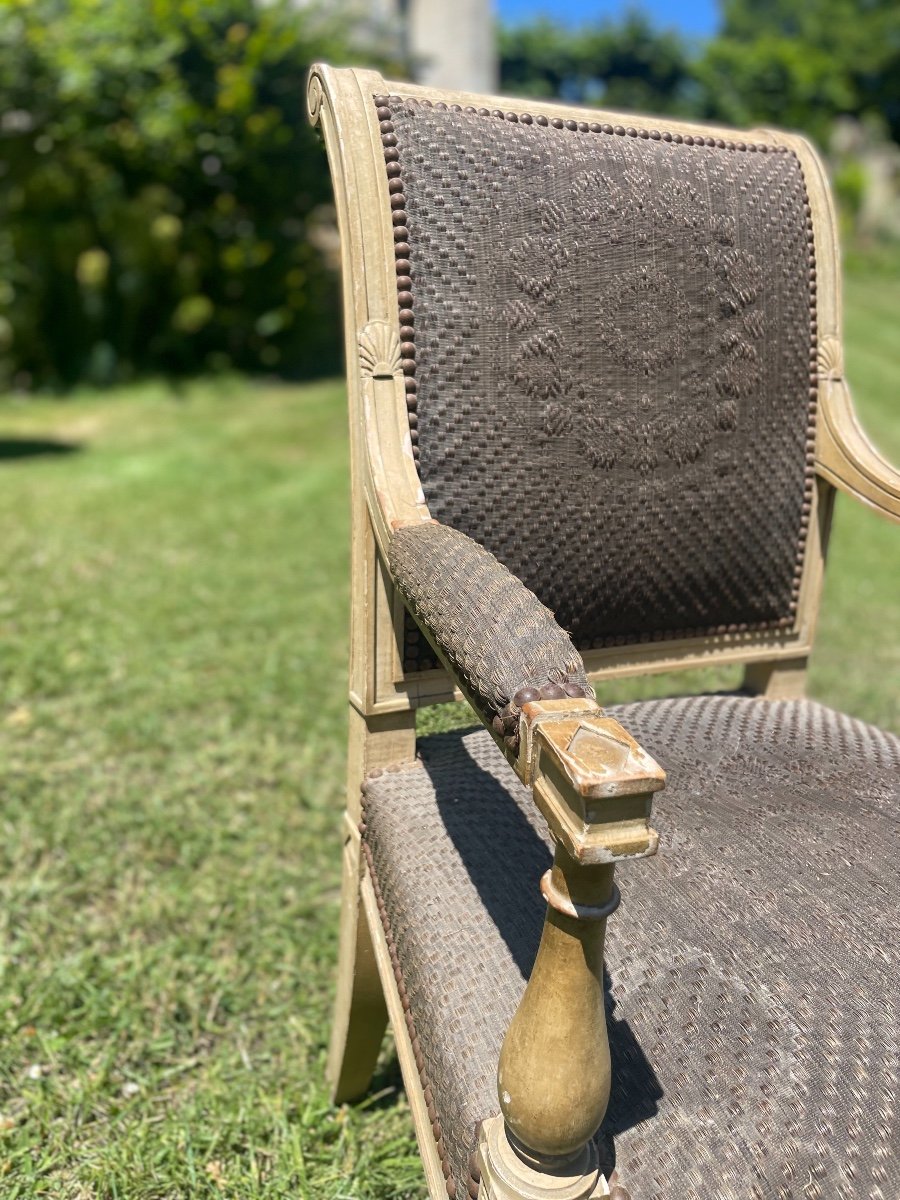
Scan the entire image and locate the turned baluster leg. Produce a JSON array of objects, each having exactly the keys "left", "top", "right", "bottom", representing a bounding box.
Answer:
[
  {"left": 478, "top": 853, "right": 618, "bottom": 1200},
  {"left": 499, "top": 851, "right": 616, "bottom": 1167}
]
